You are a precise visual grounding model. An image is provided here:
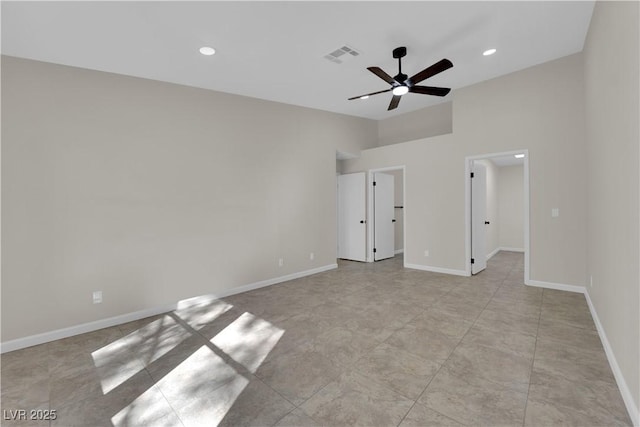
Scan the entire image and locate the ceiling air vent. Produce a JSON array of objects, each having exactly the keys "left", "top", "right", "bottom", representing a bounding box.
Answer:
[{"left": 324, "top": 45, "right": 361, "bottom": 64}]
